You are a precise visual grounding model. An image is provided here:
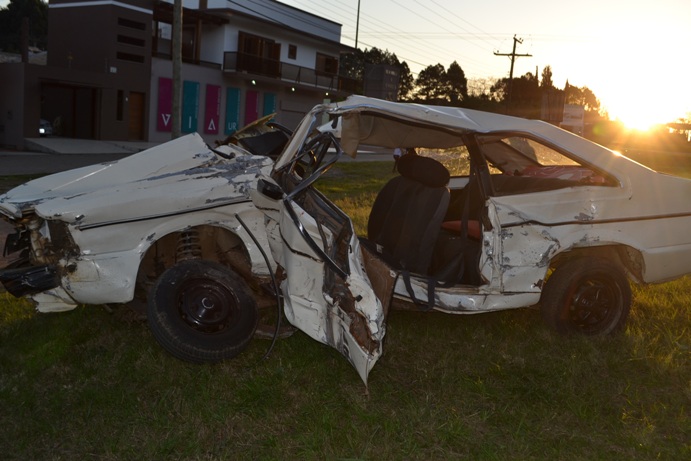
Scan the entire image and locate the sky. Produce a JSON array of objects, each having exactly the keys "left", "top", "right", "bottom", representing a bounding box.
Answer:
[{"left": 278, "top": 0, "right": 691, "bottom": 129}]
